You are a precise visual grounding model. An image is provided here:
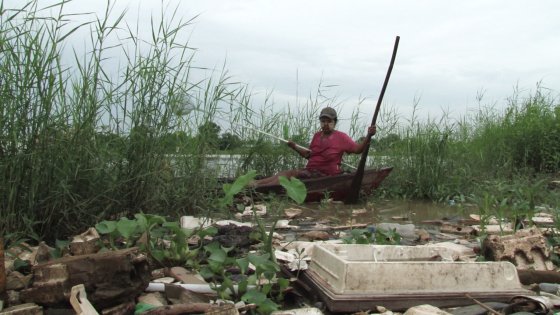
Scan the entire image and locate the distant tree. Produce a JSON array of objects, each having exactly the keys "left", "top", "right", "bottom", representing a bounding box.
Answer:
[
  {"left": 219, "top": 132, "right": 242, "bottom": 151},
  {"left": 197, "top": 121, "right": 221, "bottom": 149},
  {"left": 160, "top": 131, "right": 189, "bottom": 153}
]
